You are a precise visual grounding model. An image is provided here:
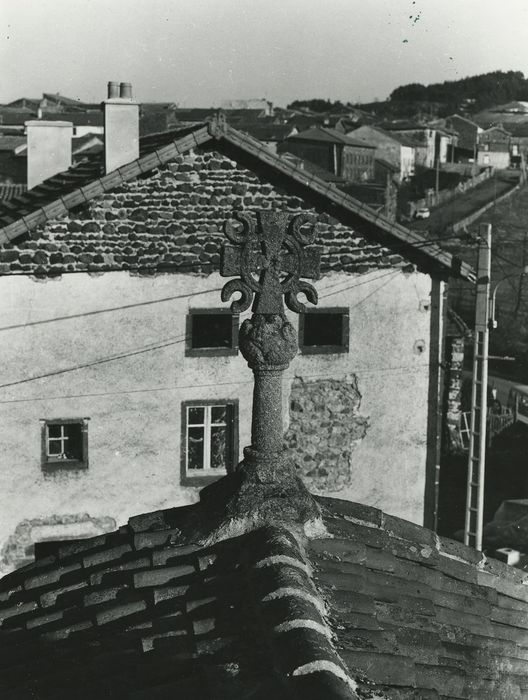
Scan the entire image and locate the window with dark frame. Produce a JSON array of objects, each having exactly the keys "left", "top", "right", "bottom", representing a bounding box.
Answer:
[
  {"left": 299, "top": 308, "right": 349, "bottom": 354},
  {"left": 186, "top": 310, "right": 238, "bottom": 356},
  {"left": 41, "top": 418, "right": 89, "bottom": 473},
  {"left": 181, "top": 401, "right": 238, "bottom": 485}
]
